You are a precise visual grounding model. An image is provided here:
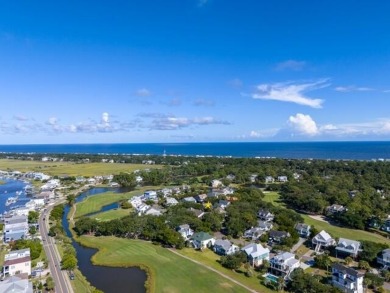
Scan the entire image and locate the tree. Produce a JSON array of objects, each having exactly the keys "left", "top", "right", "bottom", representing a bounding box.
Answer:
[
  {"left": 28, "top": 211, "right": 39, "bottom": 223},
  {"left": 61, "top": 254, "right": 77, "bottom": 270},
  {"left": 314, "top": 254, "right": 332, "bottom": 271},
  {"left": 113, "top": 172, "right": 137, "bottom": 188},
  {"left": 45, "top": 277, "right": 55, "bottom": 292},
  {"left": 29, "top": 226, "right": 37, "bottom": 236},
  {"left": 344, "top": 256, "right": 353, "bottom": 266},
  {"left": 66, "top": 194, "right": 76, "bottom": 206},
  {"left": 358, "top": 260, "right": 370, "bottom": 270},
  {"left": 220, "top": 252, "right": 247, "bottom": 270}
]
